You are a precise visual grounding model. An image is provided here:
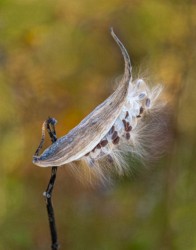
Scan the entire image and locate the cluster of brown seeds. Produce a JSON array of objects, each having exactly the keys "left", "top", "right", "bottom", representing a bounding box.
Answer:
[{"left": 85, "top": 102, "right": 147, "bottom": 161}]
